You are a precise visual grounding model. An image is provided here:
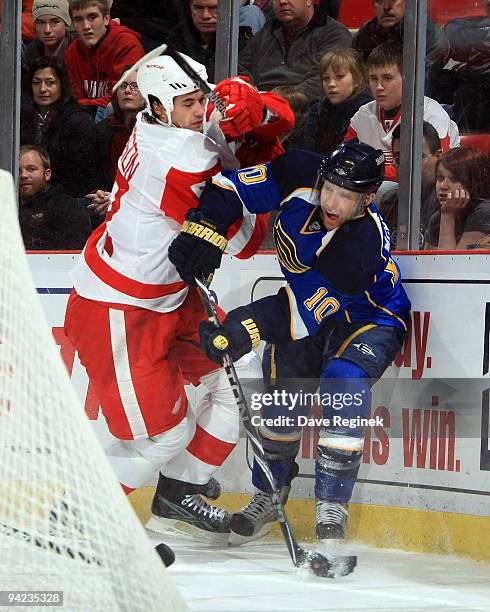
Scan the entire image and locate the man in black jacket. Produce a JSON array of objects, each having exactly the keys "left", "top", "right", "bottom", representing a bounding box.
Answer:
[
  {"left": 18, "top": 146, "right": 91, "bottom": 250},
  {"left": 238, "top": 0, "right": 352, "bottom": 103},
  {"left": 167, "top": 0, "right": 253, "bottom": 82}
]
